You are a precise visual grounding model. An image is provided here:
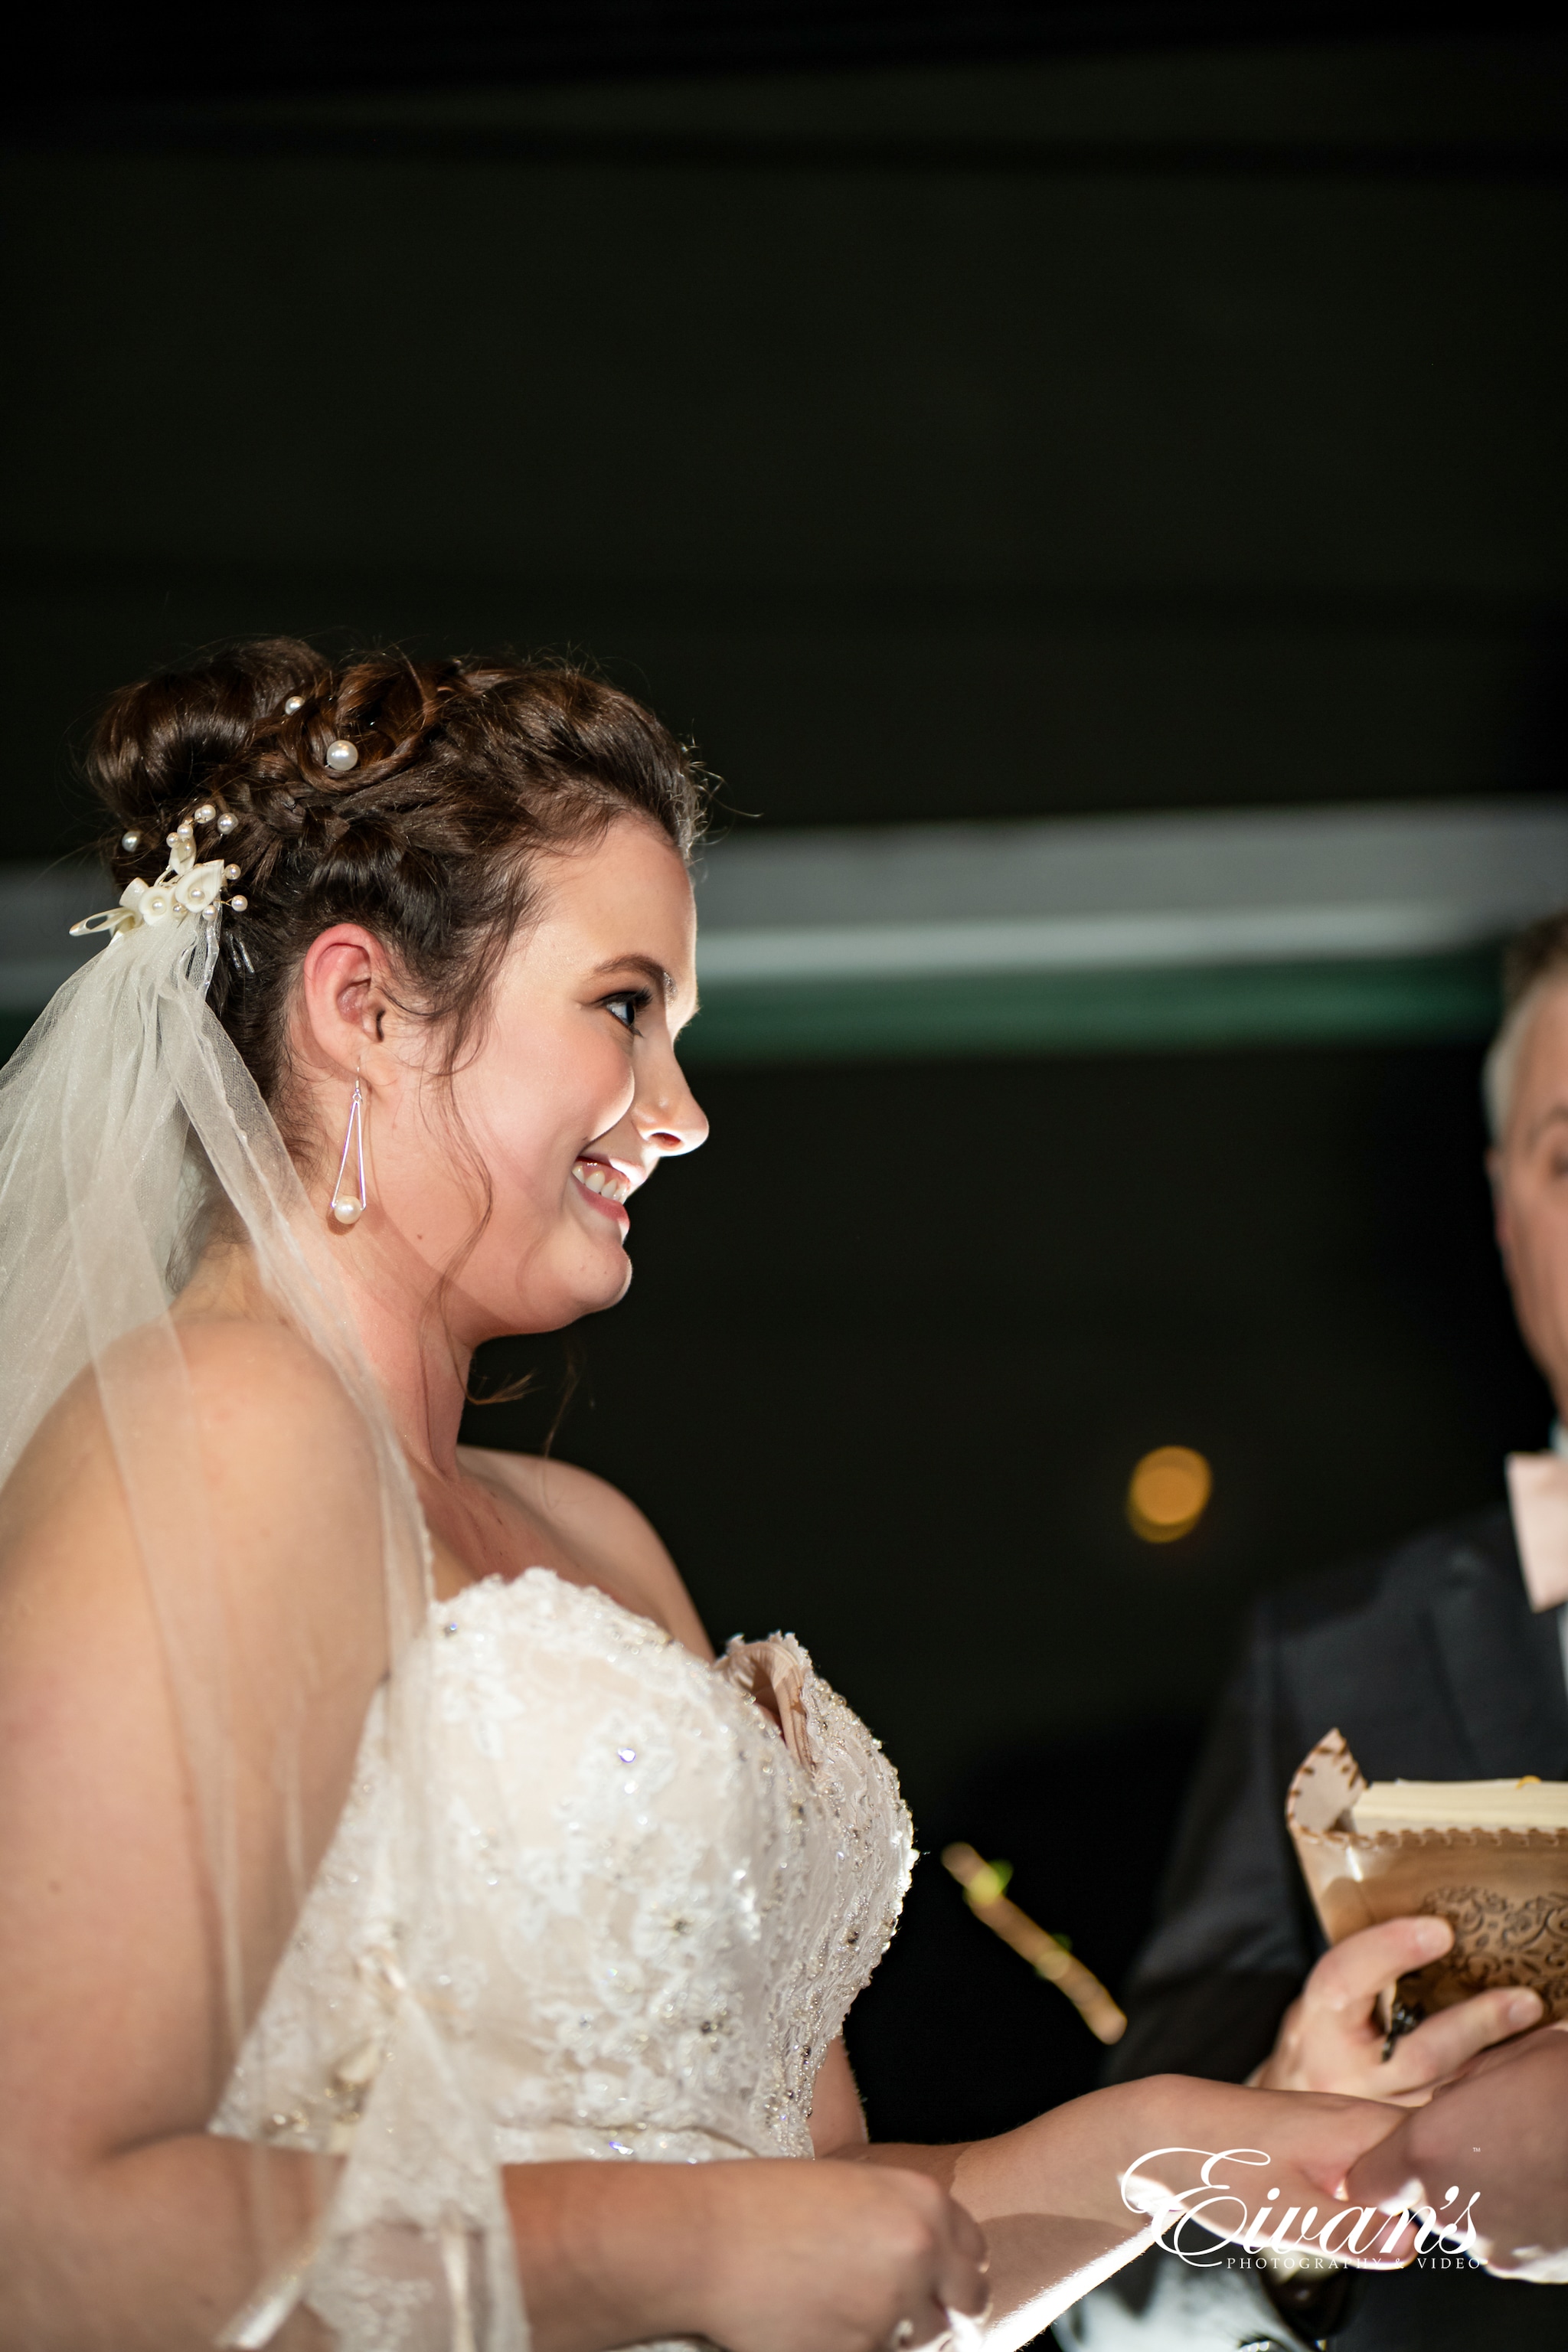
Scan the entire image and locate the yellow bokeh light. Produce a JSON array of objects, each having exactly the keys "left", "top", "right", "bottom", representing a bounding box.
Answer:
[{"left": 1127, "top": 1446, "right": 1212, "bottom": 1544}]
